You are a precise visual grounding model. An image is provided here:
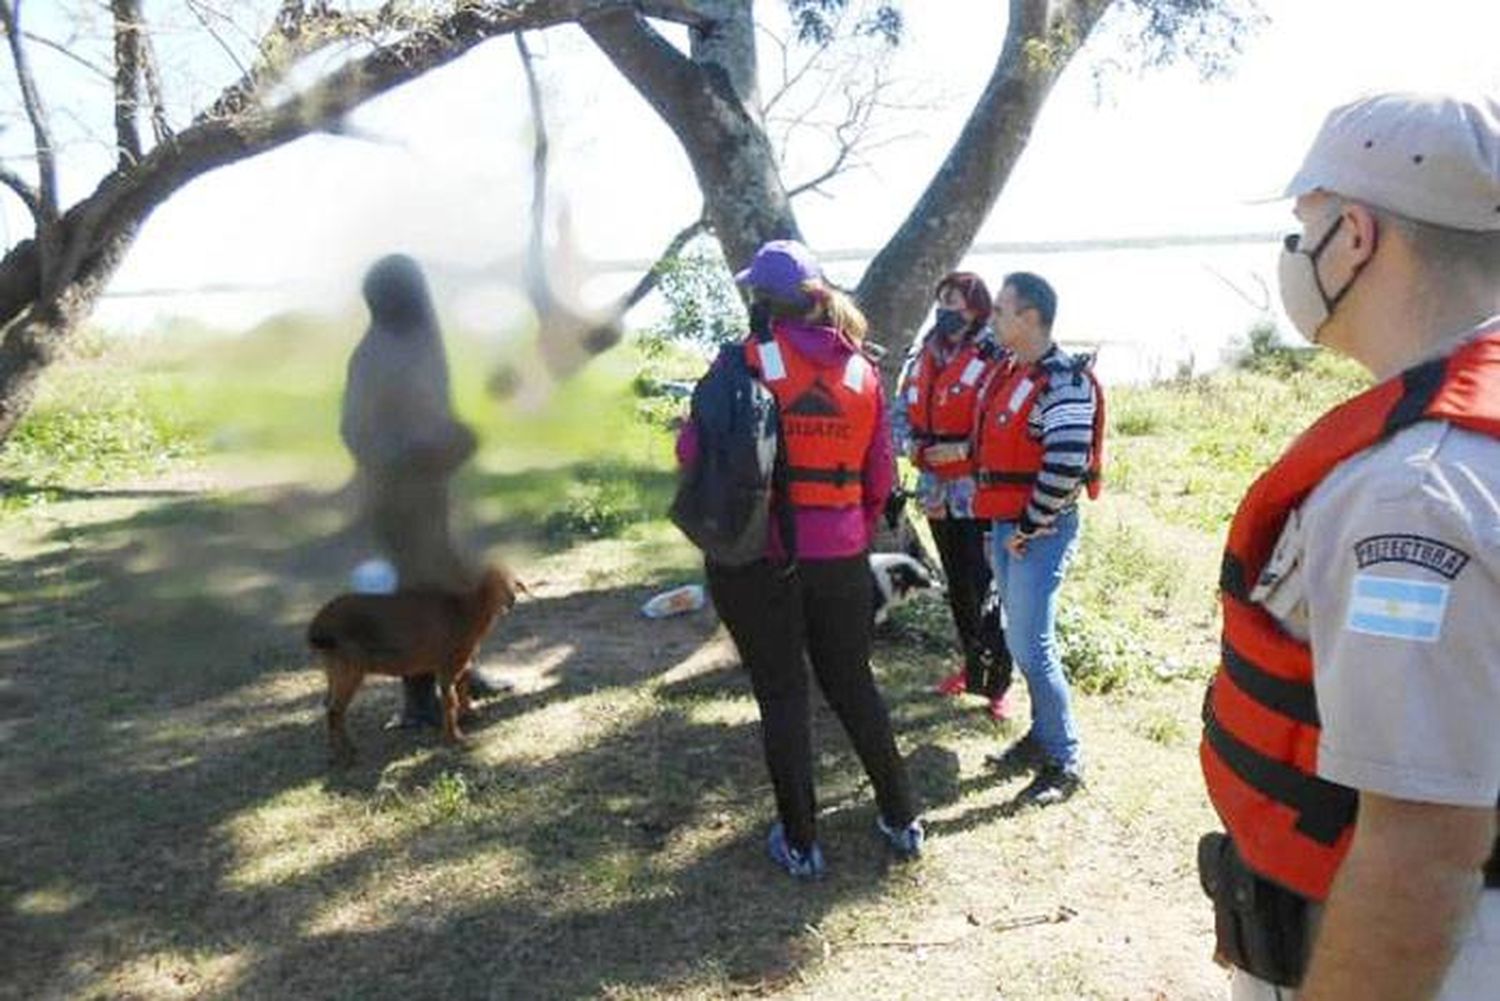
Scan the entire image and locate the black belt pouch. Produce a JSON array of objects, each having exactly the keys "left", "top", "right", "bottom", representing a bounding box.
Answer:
[{"left": 1197, "top": 831, "right": 1310, "bottom": 988}]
